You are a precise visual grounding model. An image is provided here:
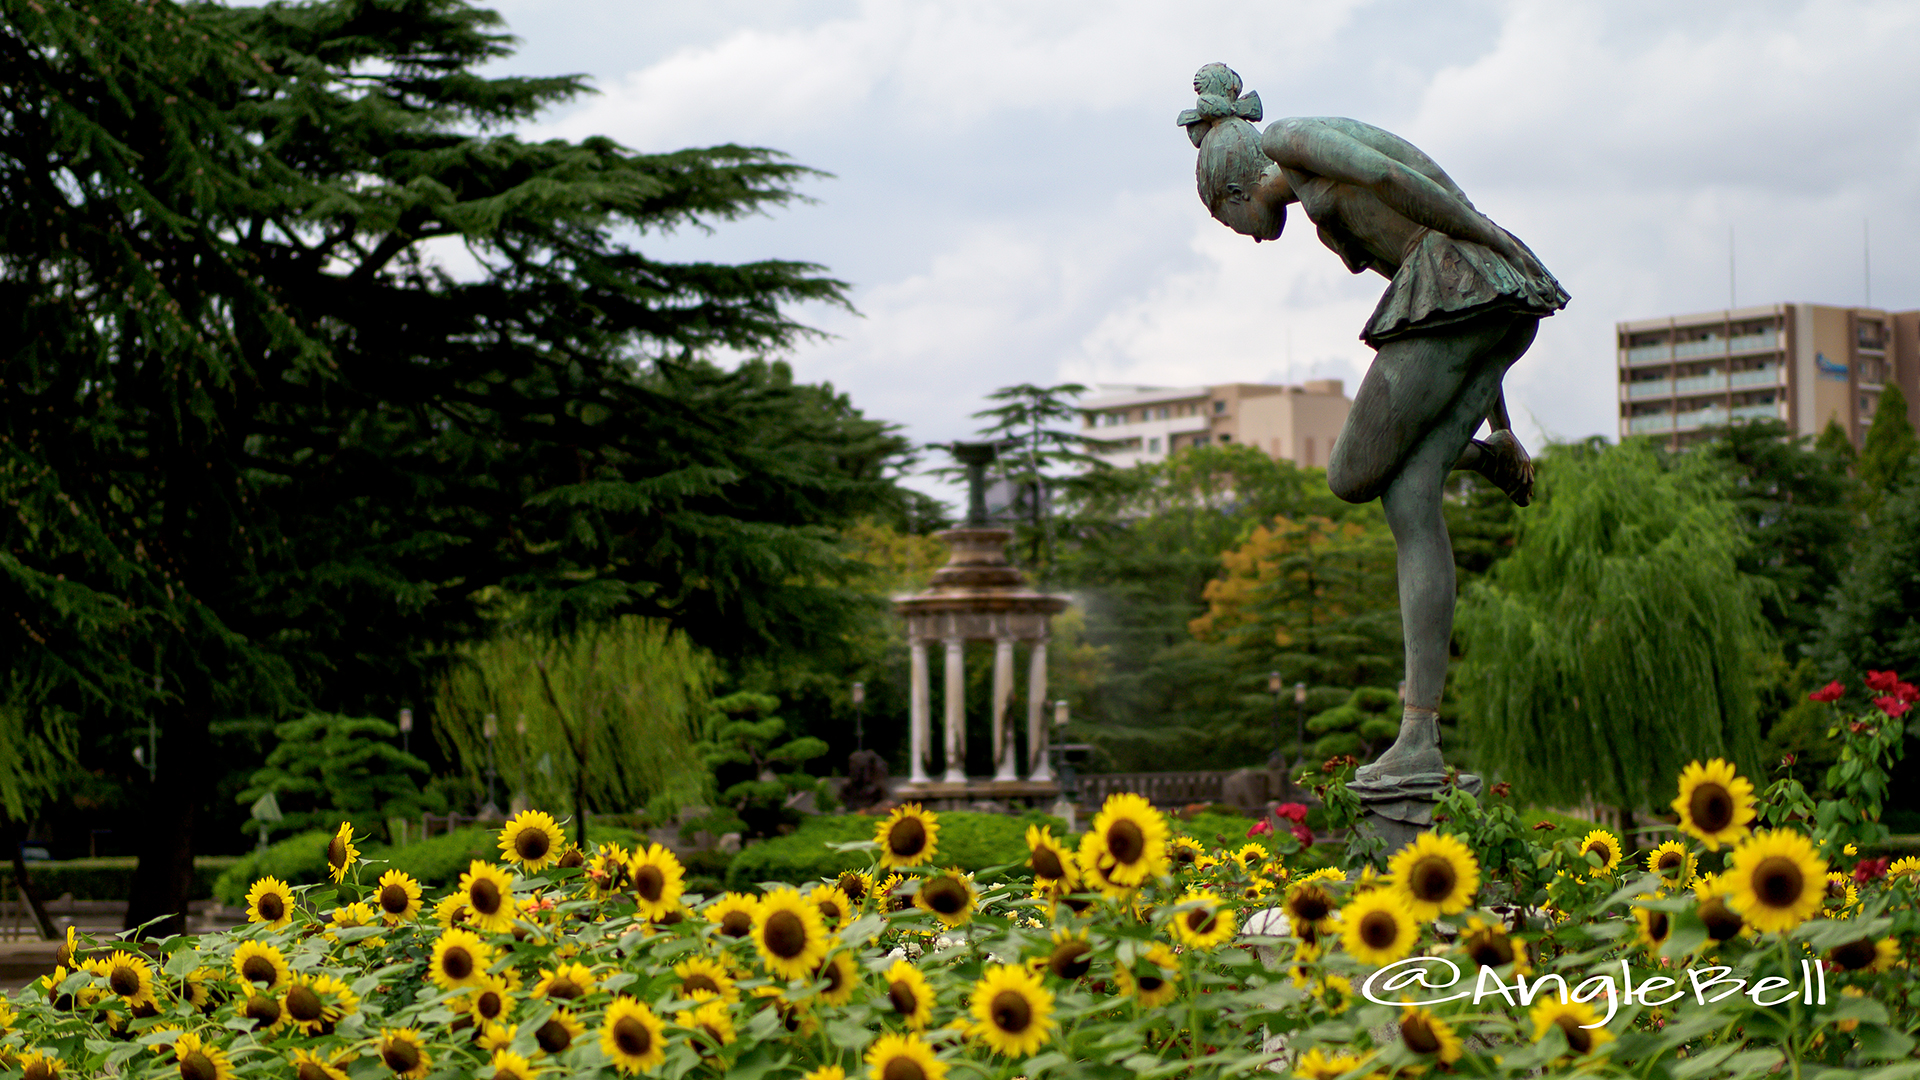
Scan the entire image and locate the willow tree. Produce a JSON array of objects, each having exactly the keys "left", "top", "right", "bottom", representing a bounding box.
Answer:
[
  {"left": 1454, "top": 440, "right": 1770, "bottom": 816},
  {"left": 435, "top": 618, "right": 716, "bottom": 843}
]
